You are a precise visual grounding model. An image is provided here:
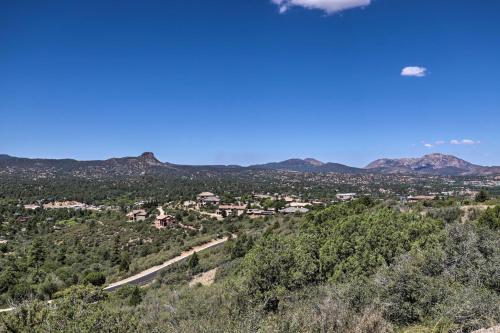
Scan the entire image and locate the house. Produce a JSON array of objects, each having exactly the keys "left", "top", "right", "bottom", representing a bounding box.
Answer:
[
  {"left": 280, "top": 207, "right": 309, "bottom": 214},
  {"left": 289, "top": 202, "right": 310, "bottom": 208},
  {"left": 201, "top": 196, "right": 221, "bottom": 206},
  {"left": 155, "top": 214, "right": 177, "bottom": 229},
  {"left": 407, "top": 195, "right": 435, "bottom": 202},
  {"left": 336, "top": 193, "right": 357, "bottom": 201},
  {"left": 216, "top": 204, "right": 247, "bottom": 217},
  {"left": 197, "top": 192, "right": 215, "bottom": 201},
  {"left": 126, "top": 209, "right": 148, "bottom": 222},
  {"left": 247, "top": 209, "right": 275, "bottom": 218},
  {"left": 197, "top": 192, "right": 221, "bottom": 206},
  {"left": 23, "top": 204, "right": 40, "bottom": 210},
  {"left": 183, "top": 200, "right": 196, "bottom": 208}
]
